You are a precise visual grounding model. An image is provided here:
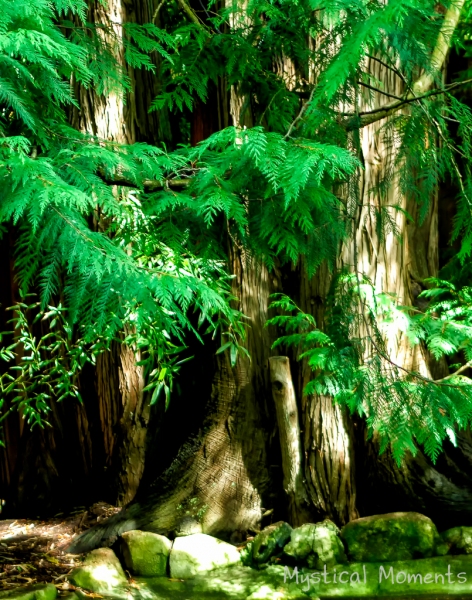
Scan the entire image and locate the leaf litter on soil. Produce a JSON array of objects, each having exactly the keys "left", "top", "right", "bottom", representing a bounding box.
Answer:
[{"left": 0, "top": 503, "right": 120, "bottom": 597}]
